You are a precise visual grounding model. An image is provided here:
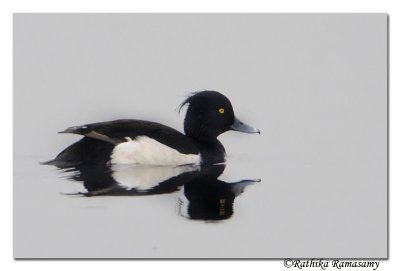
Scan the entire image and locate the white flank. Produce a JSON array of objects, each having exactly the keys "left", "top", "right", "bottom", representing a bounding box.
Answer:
[
  {"left": 111, "top": 164, "right": 199, "bottom": 191},
  {"left": 110, "top": 136, "right": 201, "bottom": 166}
]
